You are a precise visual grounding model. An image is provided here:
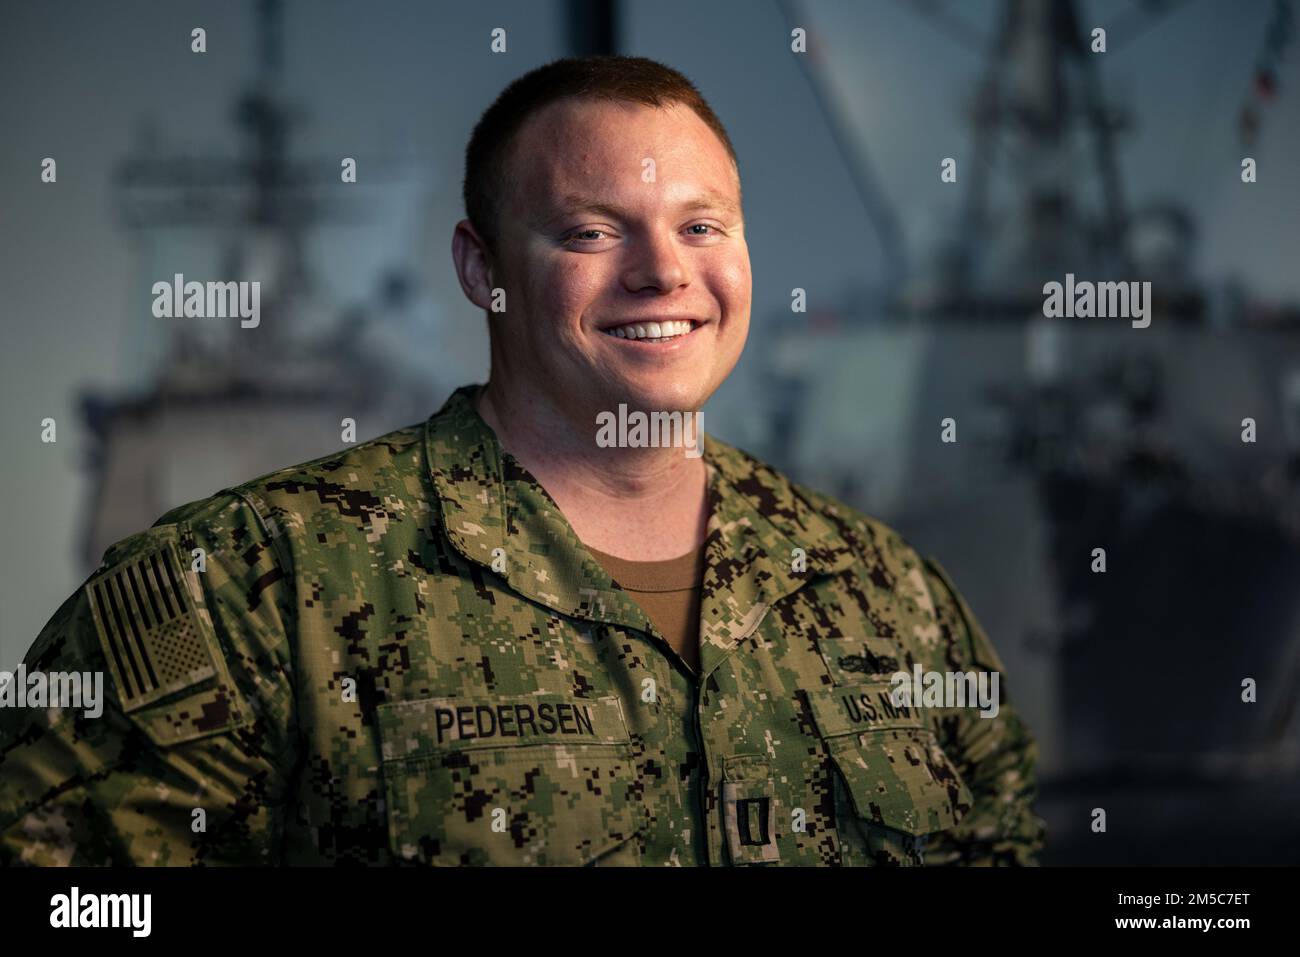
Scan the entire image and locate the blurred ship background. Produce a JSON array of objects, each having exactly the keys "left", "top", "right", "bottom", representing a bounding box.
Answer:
[{"left": 2, "top": 0, "right": 1297, "bottom": 863}]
